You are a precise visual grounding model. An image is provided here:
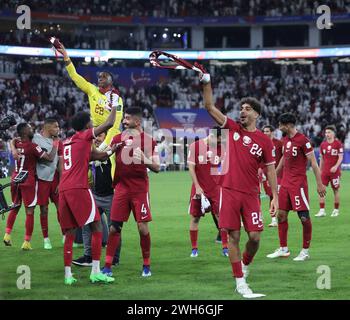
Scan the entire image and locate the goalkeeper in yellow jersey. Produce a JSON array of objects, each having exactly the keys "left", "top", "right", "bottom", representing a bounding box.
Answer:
[{"left": 54, "top": 40, "right": 123, "bottom": 152}]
